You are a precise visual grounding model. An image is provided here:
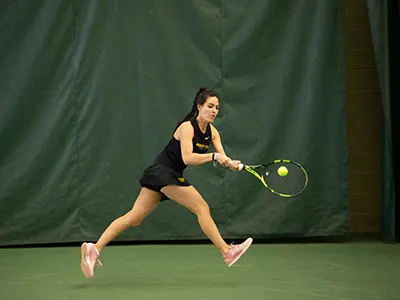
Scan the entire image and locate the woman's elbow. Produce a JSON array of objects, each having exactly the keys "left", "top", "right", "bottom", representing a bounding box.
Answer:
[{"left": 182, "top": 155, "right": 191, "bottom": 165}]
